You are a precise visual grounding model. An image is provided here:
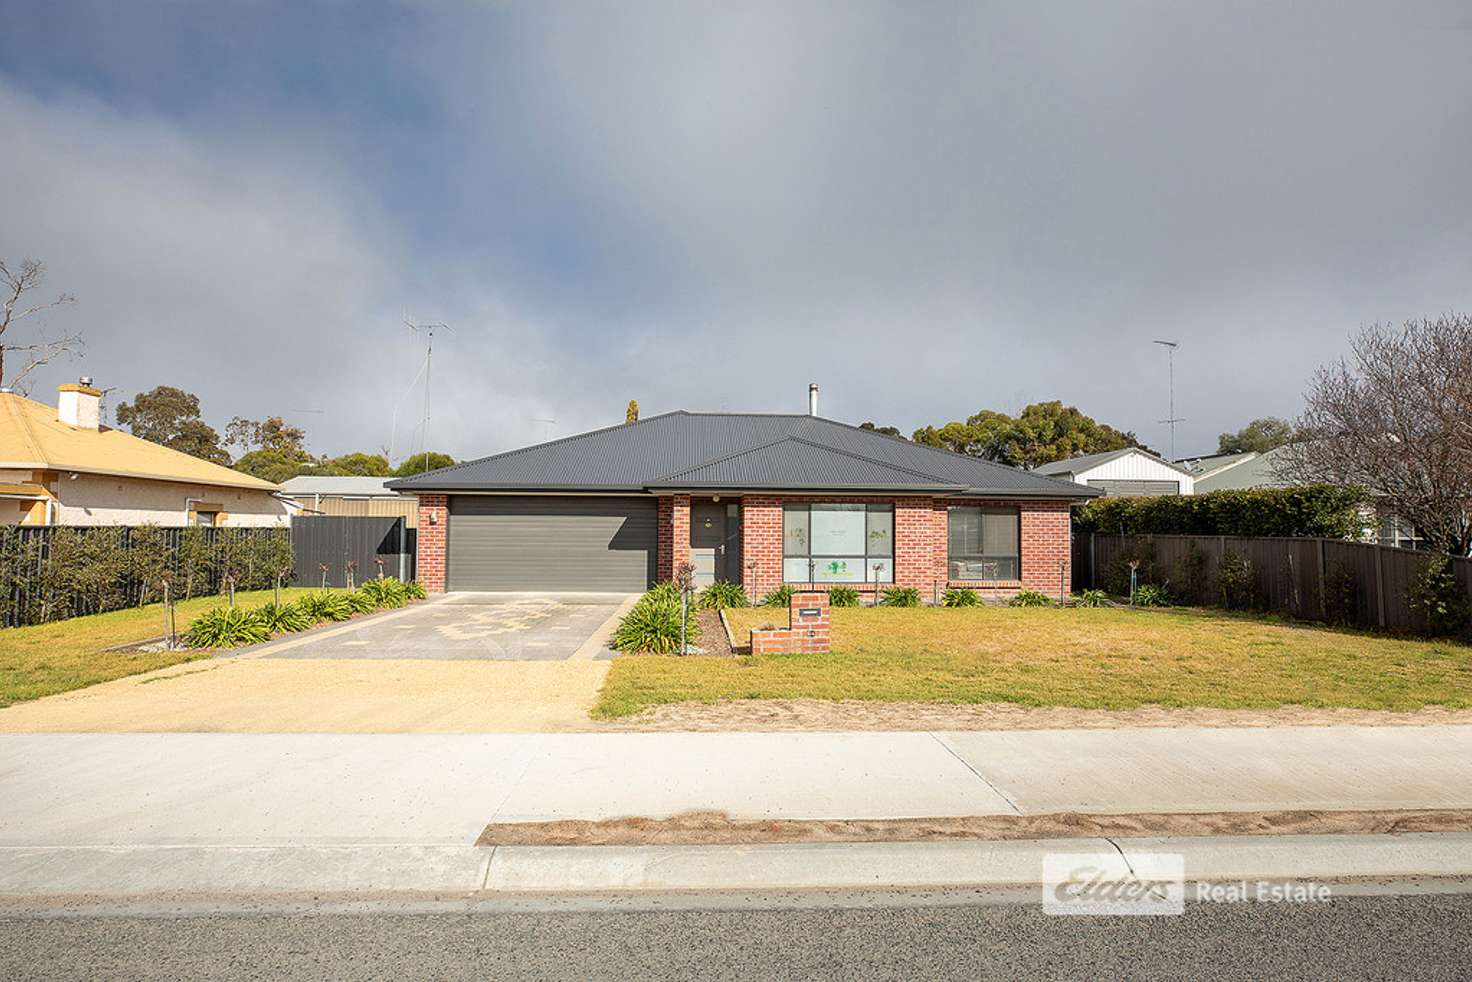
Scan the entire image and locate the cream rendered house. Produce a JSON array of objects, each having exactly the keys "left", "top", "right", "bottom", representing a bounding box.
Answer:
[{"left": 0, "top": 379, "right": 287, "bottom": 527}]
